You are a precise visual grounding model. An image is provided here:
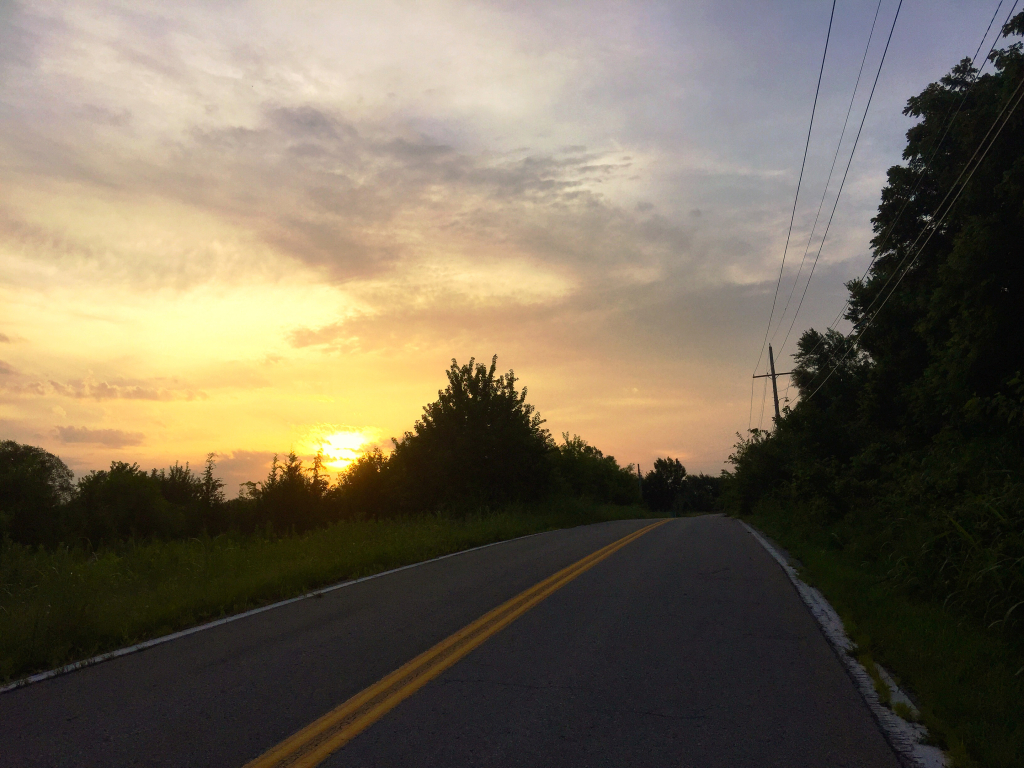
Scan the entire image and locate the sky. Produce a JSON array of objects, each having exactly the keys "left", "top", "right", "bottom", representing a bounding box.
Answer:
[{"left": 0, "top": 0, "right": 1011, "bottom": 492}]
